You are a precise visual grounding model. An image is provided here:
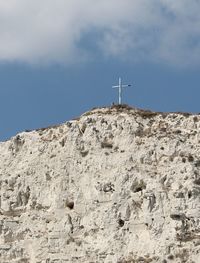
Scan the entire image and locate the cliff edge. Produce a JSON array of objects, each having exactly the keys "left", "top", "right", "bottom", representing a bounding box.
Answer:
[{"left": 0, "top": 105, "right": 200, "bottom": 262}]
